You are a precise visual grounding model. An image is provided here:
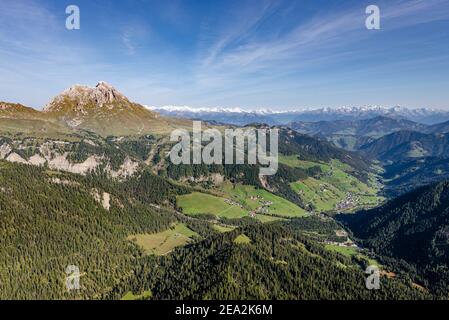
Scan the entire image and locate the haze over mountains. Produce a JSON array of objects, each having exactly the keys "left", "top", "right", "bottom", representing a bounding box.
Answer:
[
  {"left": 151, "top": 105, "right": 449, "bottom": 126},
  {"left": 151, "top": 100, "right": 449, "bottom": 200}
]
